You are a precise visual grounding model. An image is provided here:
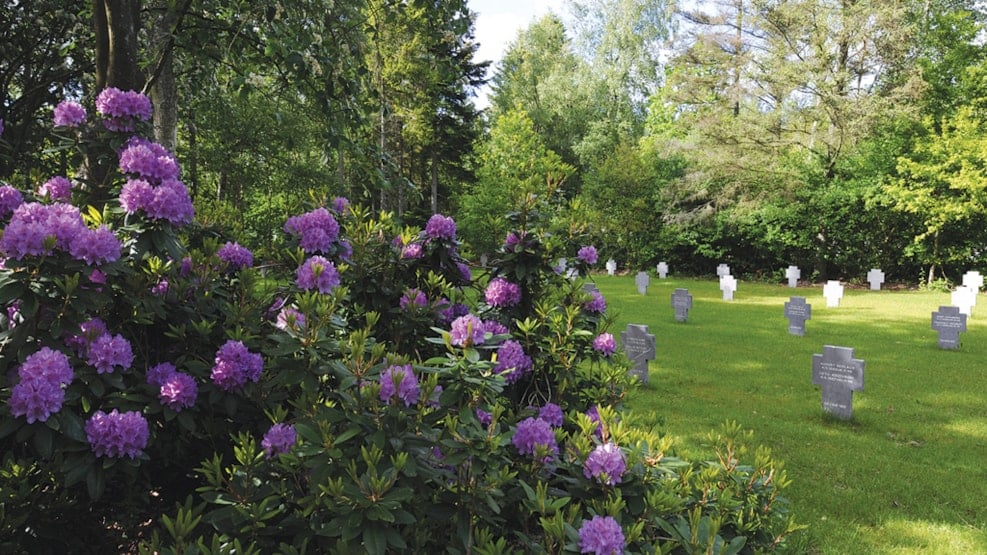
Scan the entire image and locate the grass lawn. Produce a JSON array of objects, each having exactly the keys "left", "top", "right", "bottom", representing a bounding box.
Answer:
[{"left": 594, "top": 275, "right": 987, "bottom": 555}]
